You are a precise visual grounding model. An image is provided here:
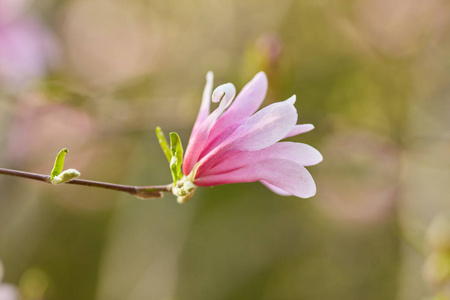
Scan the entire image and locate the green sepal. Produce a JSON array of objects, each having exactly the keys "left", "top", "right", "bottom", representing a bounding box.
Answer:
[
  {"left": 51, "top": 148, "right": 69, "bottom": 179},
  {"left": 170, "top": 156, "right": 179, "bottom": 186},
  {"left": 169, "top": 132, "right": 183, "bottom": 185},
  {"left": 155, "top": 126, "right": 171, "bottom": 163}
]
